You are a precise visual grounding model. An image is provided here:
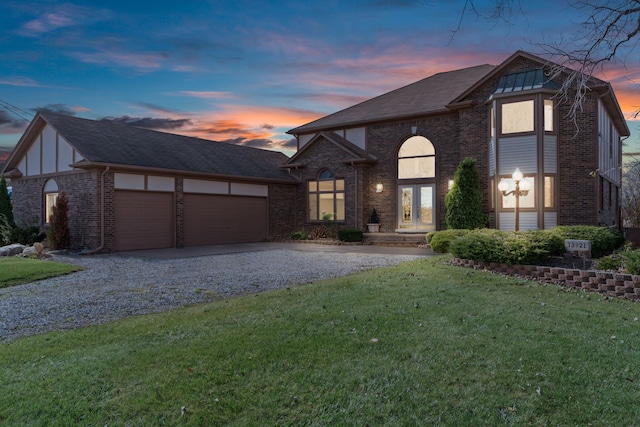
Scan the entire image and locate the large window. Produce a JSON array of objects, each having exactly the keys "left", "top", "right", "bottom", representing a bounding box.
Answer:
[
  {"left": 398, "top": 136, "right": 435, "bottom": 179},
  {"left": 501, "top": 100, "right": 534, "bottom": 134},
  {"left": 308, "top": 170, "right": 345, "bottom": 221},
  {"left": 500, "top": 176, "right": 535, "bottom": 209},
  {"left": 43, "top": 179, "right": 59, "bottom": 224}
]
